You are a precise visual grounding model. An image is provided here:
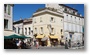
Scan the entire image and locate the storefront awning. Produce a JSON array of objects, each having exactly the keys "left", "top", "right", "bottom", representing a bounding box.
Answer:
[
  {"left": 49, "top": 36, "right": 58, "bottom": 39},
  {"left": 36, "top": 35, "right": 44, "bottom": 38}
]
